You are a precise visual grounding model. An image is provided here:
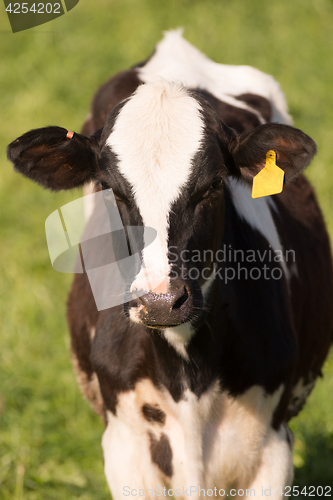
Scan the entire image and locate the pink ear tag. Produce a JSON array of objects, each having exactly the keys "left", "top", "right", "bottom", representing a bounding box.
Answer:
[{"left": 66, "top": 131, "right": 74, "bottom": 139}]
